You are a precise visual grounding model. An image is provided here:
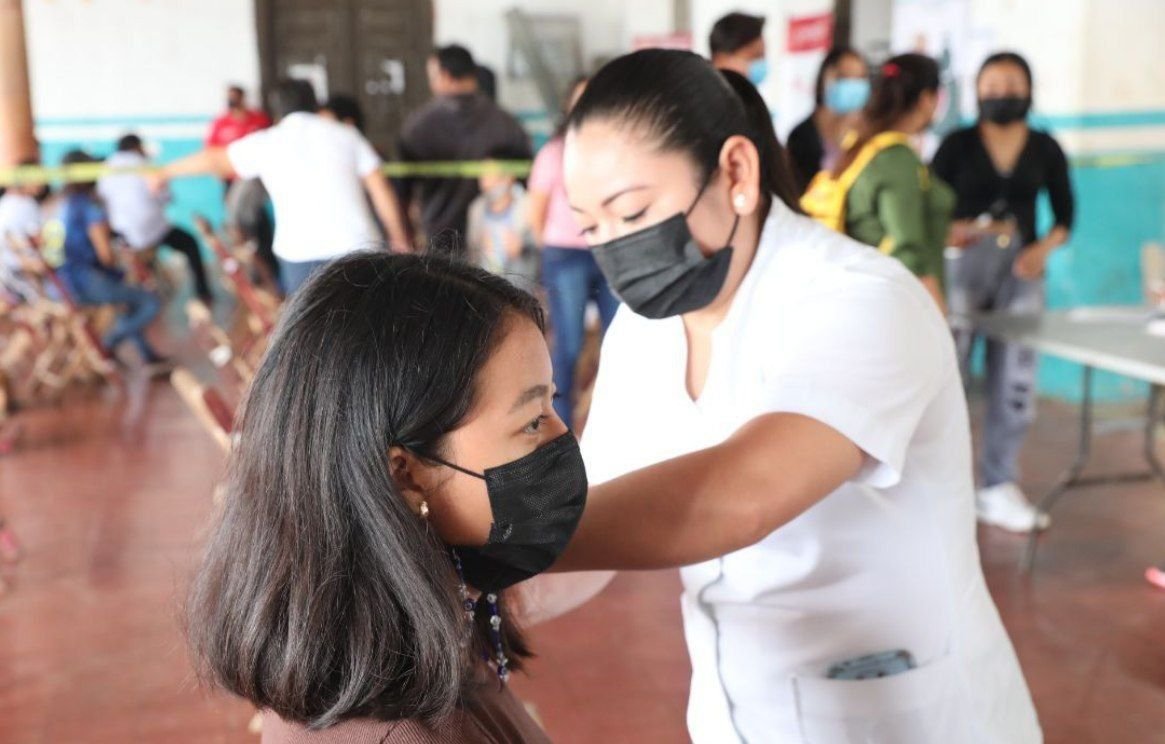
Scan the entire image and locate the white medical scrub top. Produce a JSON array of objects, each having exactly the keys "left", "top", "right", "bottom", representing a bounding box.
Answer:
[{"left": 582, "top": 200, "right": 1042, "bottom": 744}]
